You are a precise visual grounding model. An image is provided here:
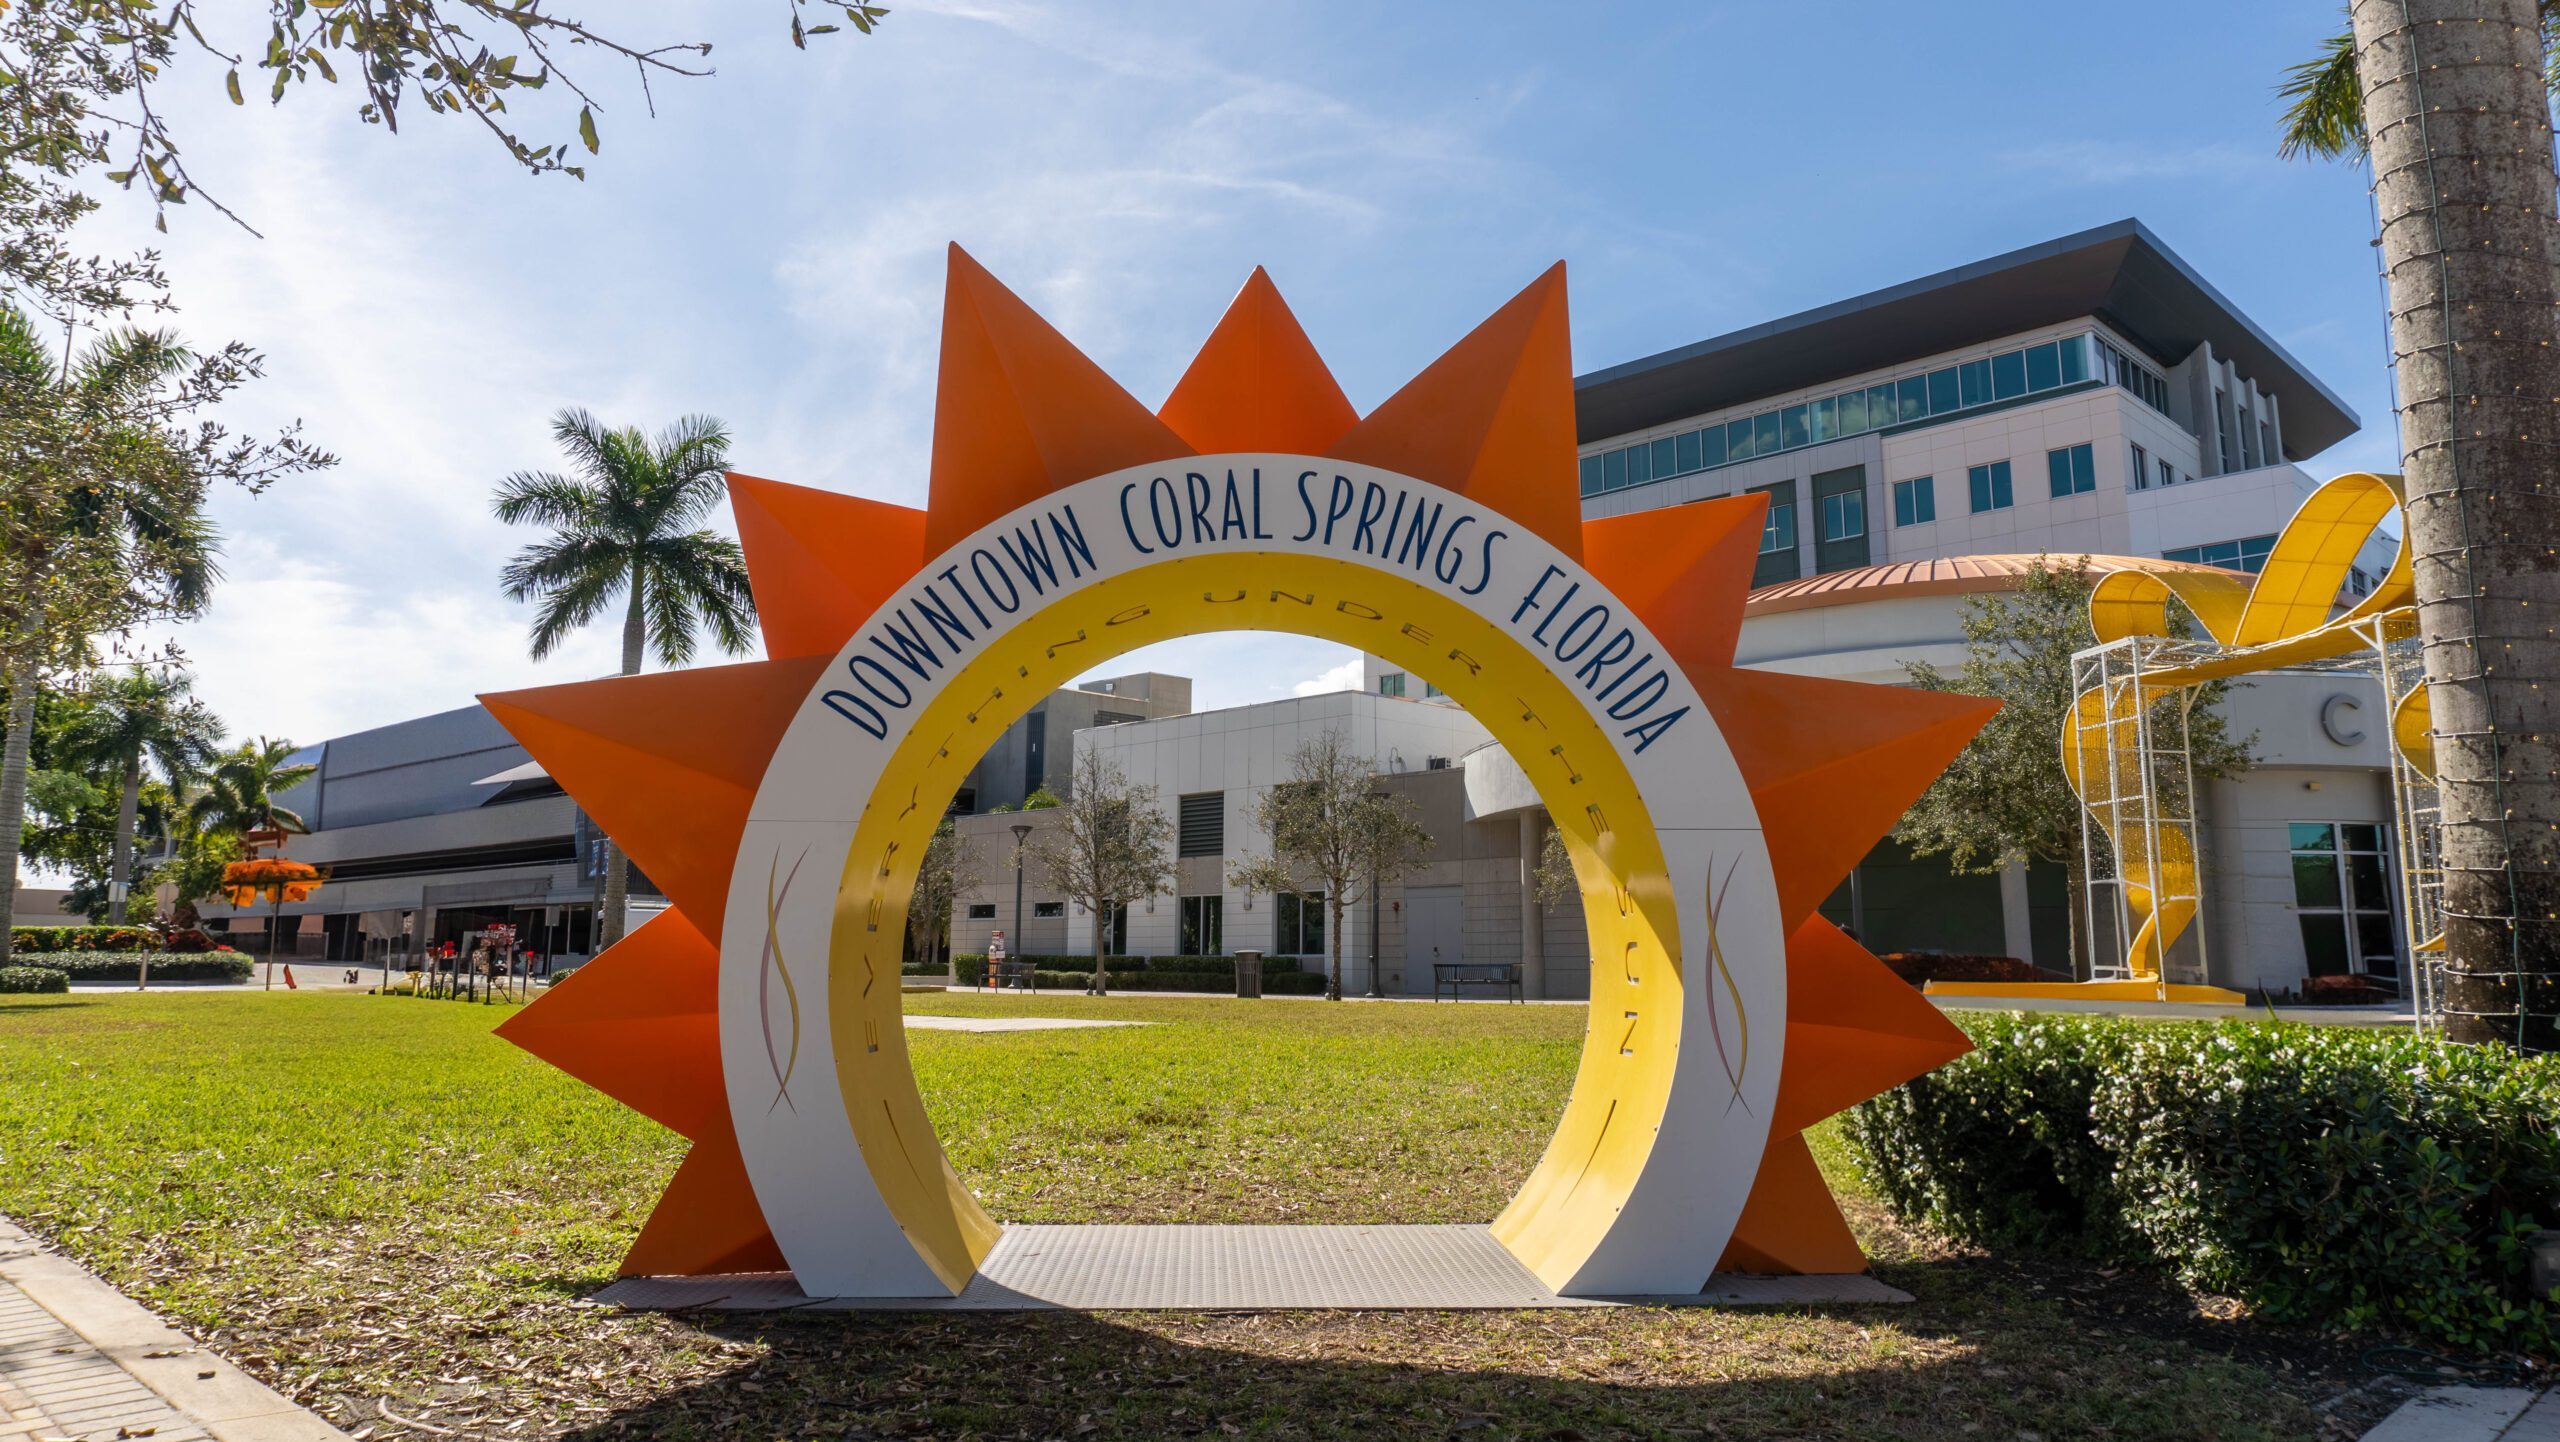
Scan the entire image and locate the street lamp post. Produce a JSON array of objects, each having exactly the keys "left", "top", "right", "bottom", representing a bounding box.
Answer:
[
  {"left": 1010, "top": 823, "right": 1034, "bottom": 975},
  {"left": 1365, "top": 787, "right": 1387, "bottom": 999}
]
